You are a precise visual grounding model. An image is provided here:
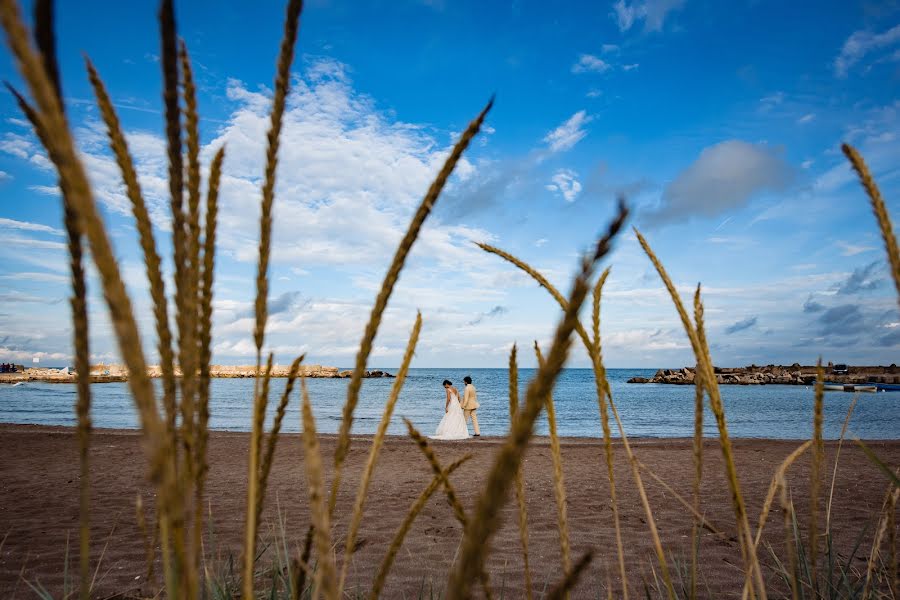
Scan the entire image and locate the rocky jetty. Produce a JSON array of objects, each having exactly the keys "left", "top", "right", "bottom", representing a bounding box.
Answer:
[
  {"left": 627, "top": 364, "right": 900, "bottom": 385},
  {"left": 0, "top": 363, "right": 394, "bottom": 384}
]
